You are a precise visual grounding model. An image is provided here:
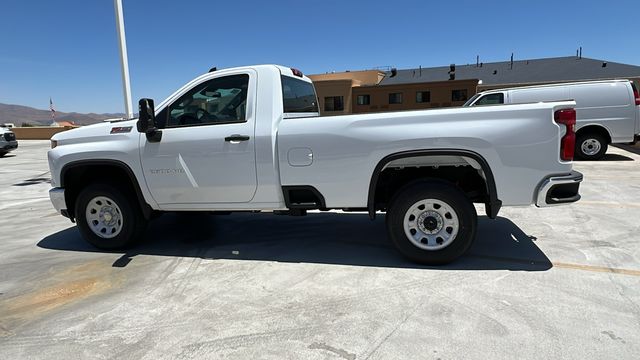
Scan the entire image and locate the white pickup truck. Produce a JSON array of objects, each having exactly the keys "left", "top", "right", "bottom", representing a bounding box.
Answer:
[{"left": 47, "top": 65, "right": 583, "bottom": 264}]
